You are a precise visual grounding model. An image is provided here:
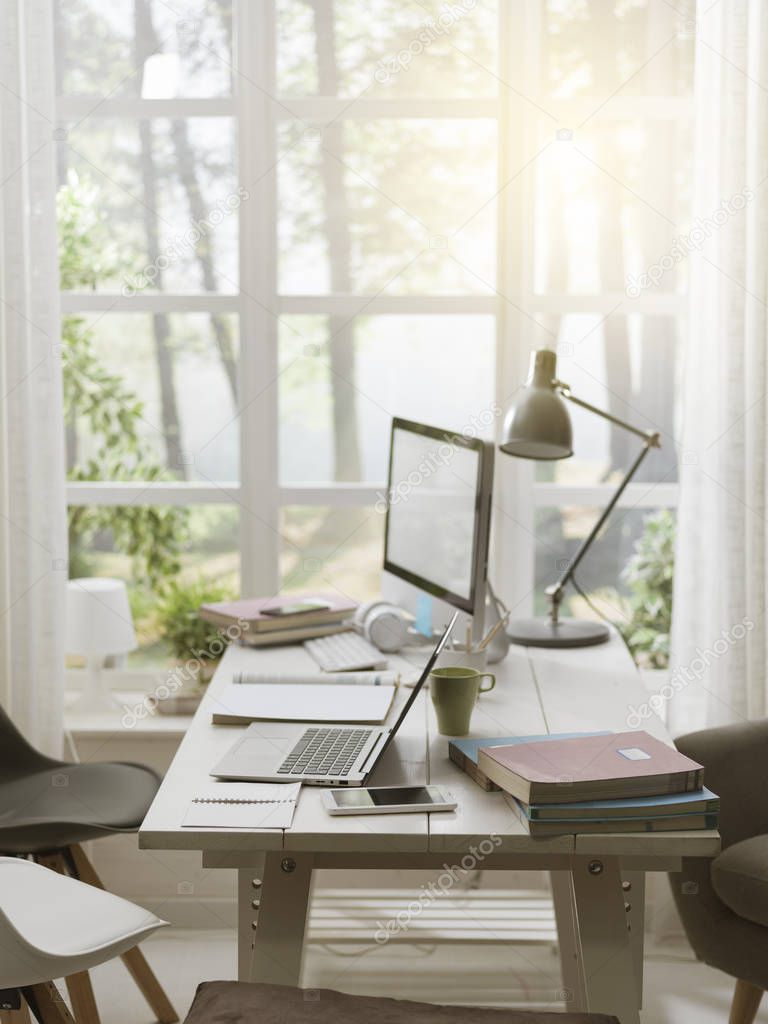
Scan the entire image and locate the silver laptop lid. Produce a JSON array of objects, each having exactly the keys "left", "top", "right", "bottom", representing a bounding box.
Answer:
[{"left": 368, "top": 611, "right": 458, "bottom": 769}]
